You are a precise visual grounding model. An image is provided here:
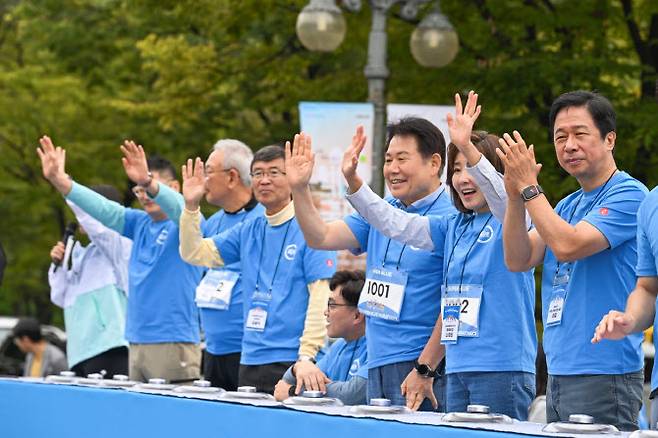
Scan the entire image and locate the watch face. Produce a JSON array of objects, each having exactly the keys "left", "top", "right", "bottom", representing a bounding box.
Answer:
[
  {"left": 522, "top": 186, "right": 540, "bottom": 200},
  {"left": 416, "top": 364, "right": 430, "bottom": 375}
]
